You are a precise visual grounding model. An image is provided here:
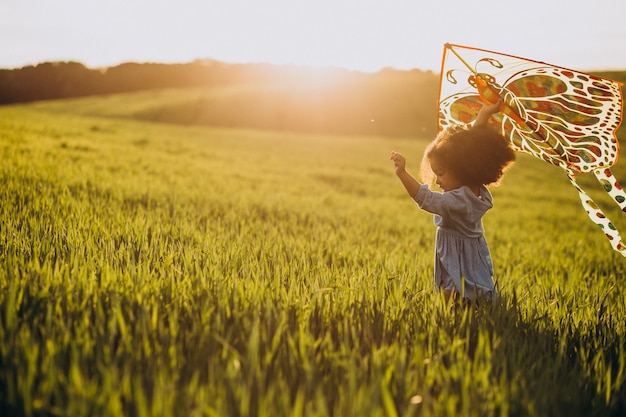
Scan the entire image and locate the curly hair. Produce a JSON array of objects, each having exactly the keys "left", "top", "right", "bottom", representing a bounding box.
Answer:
[{"left": 420, "top": 125, "right": 516, "bottom": 187}]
